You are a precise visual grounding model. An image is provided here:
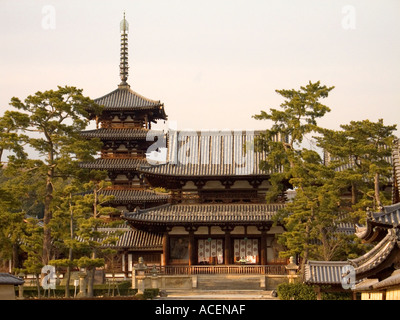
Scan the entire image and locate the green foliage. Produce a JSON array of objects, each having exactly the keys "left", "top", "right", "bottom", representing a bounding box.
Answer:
[
  {"left": 253, "top": 80, "right": 335, "bottom": 201},
  {"left": 254, "top": 82, "right": 395, "bottom": 267},
  {"left": 320, "top": 291, "right": 353, "bottom": 300},
  {"left": 142, "top": 288, "right": 160, "bottom": 299},
  {"left": 277, "top": 283, "right": 352, "bottom": 300},
  {"left": 20, "top": 218, "right": 44, "bottom": 274},
  {"left": 0, "top": 110, "right": 29, "bottom": 163},
  {"left": 274, "top": 148, "right": 351, "bottom": 261},
  {"left": 7, "top": 86, "right": 103, "bottom": 264},
  {"left": 277, "top": 282, "right": 317, "bottom": 300},
  {"left": 74, "top": 257, "right": 105, "bottom": 269}
]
